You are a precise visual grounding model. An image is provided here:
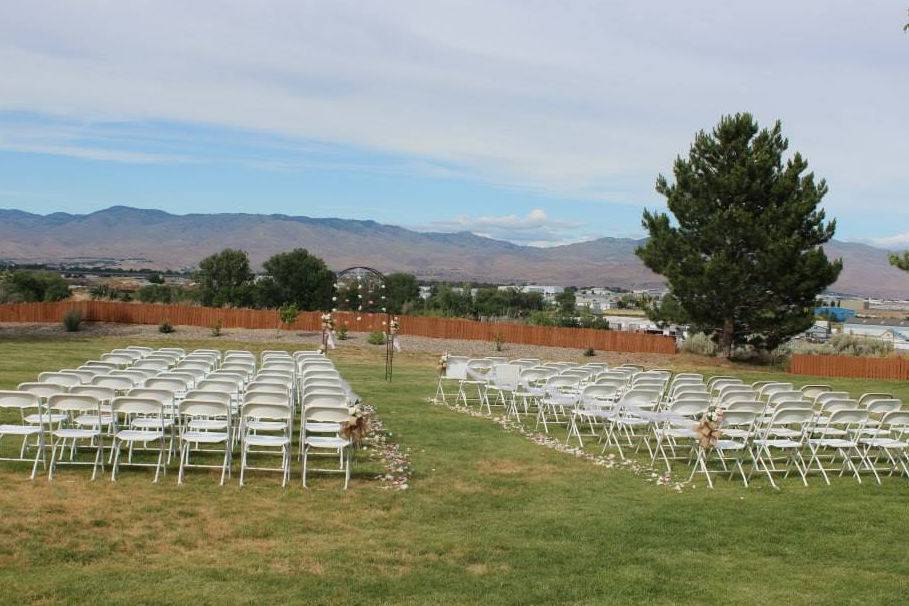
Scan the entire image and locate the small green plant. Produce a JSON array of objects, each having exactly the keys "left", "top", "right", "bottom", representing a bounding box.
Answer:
[
  {"left": 62, "top": 309, "right": 82, "bottom": 332},
  {"left": 158, "top": 321, "right": 174, "bottom": 334},
  {"left": 582, "top": 347, "right": 596, "bottom": 357},
  {"left": 278, "top": 303, "right": 299, "bottom": 327},
  {"left": 210, "top": 320, "right": 222, "bottom": 337},
  {"left": 367, "top": 330, "right": 386, "bottom": 345},
  {"left": 680, "top": 332, "right": 717, "bottom": 356},
  {"left": 493, "top": 333, "right": 505, "bottom": 352},
  {"left": 336, "top": 325, "right": 348, "bottom": 340}
]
